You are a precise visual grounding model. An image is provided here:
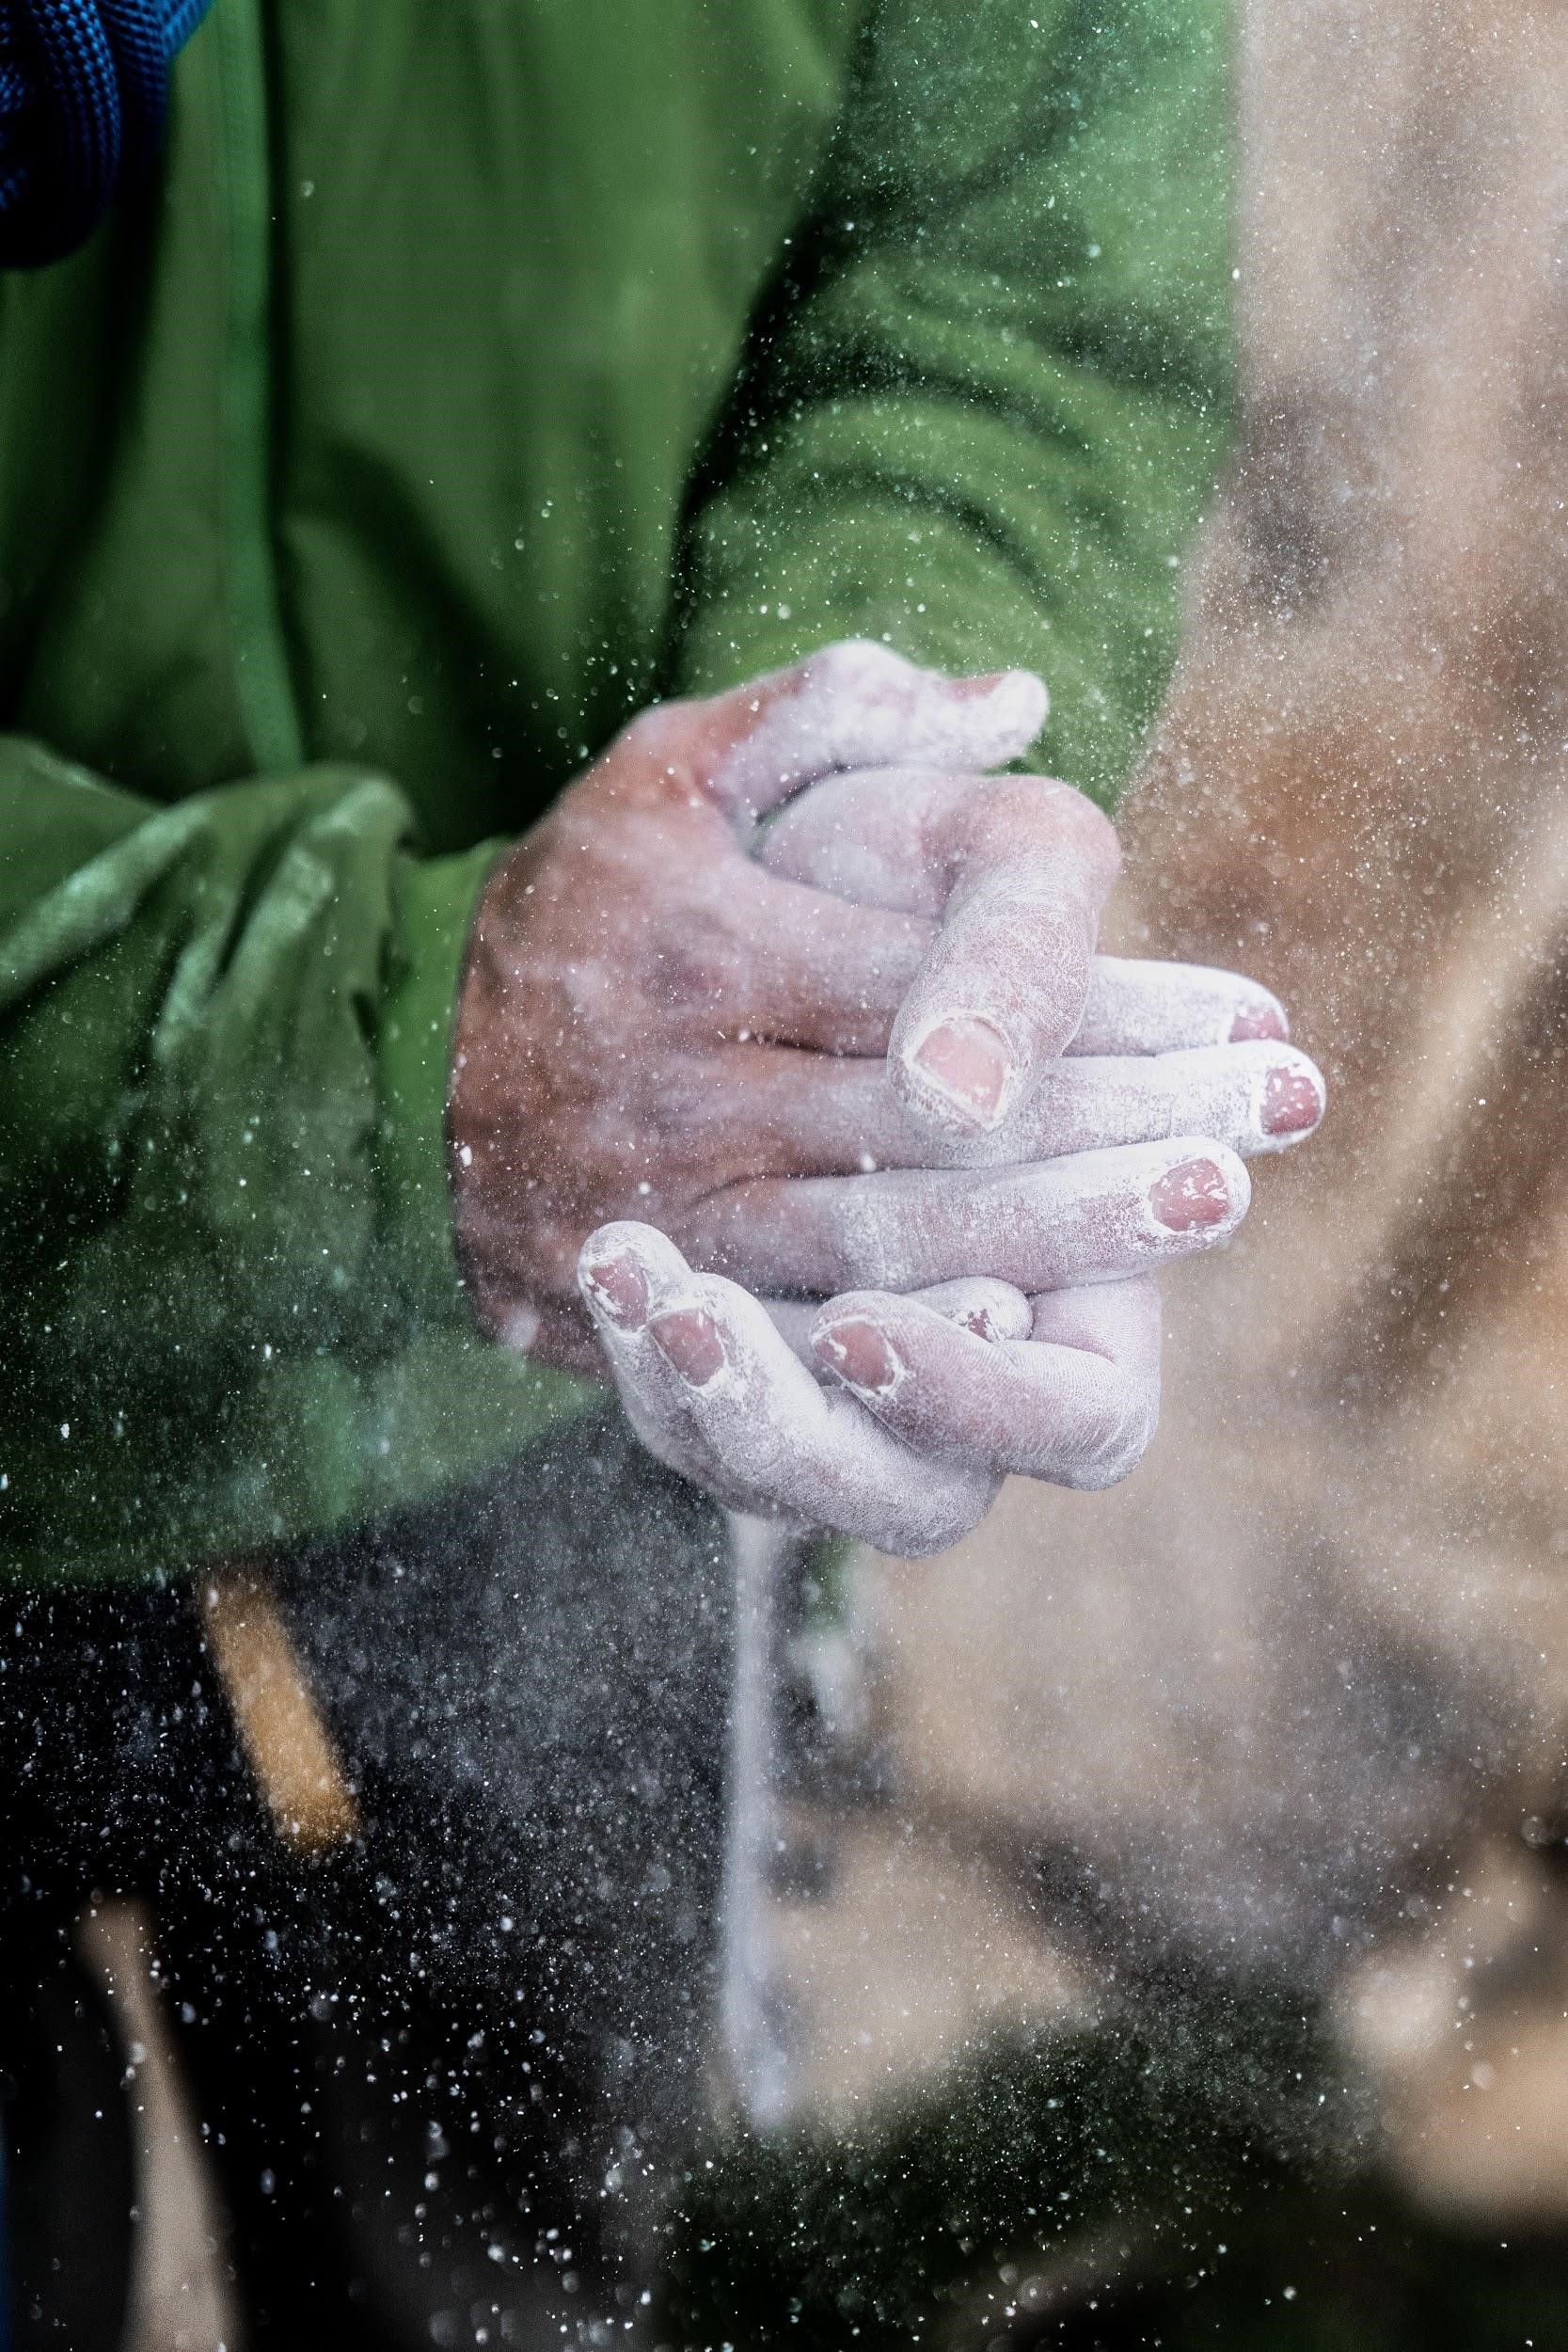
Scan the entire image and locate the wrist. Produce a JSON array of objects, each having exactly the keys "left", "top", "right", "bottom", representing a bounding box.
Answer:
[{"left": 446, "top": 834, "right": 567, "bottom": 1348}]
